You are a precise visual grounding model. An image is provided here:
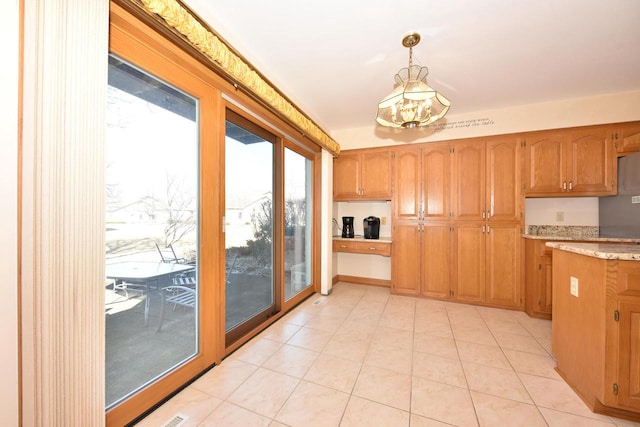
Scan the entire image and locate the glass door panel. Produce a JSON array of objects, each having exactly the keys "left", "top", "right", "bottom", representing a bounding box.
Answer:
[
  {"left": 284, "top": 147, "right": 313, "bottom": 300},
  {"left": 225, "top": 114, "right": 277, "bottom": 344},
  {"left": 105, "top": 55, "right": 198, "bottom": 408}
]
